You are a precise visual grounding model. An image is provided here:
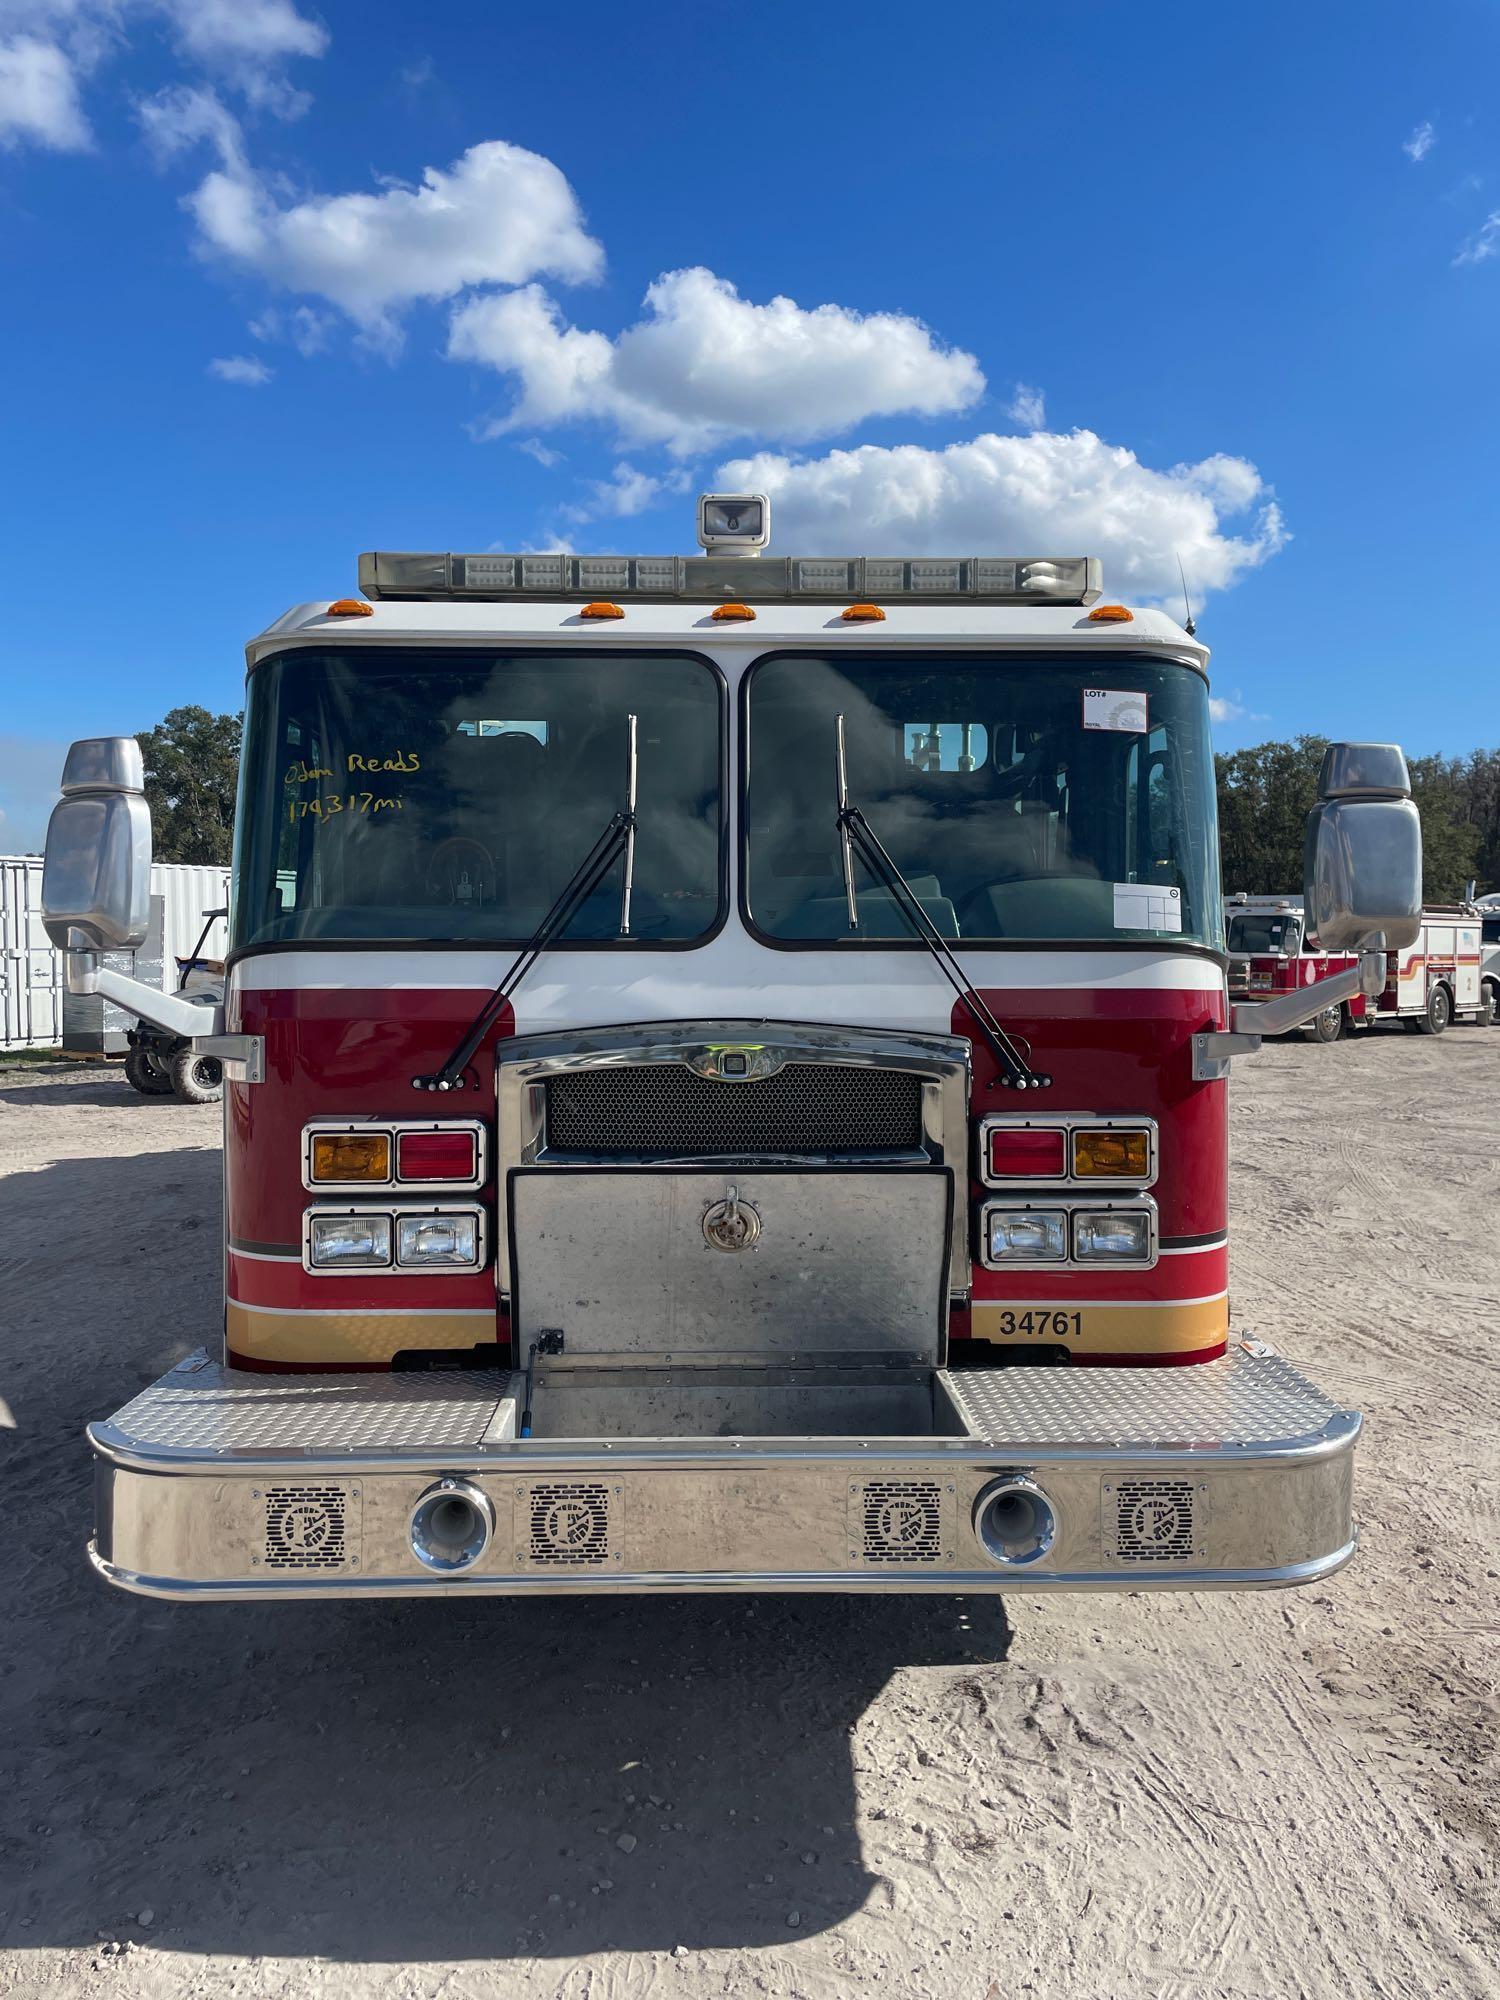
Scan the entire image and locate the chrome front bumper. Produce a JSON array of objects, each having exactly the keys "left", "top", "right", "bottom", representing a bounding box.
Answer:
[{"left": 88, "top": 1345, "right": 1360, "bottom": 1599}]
